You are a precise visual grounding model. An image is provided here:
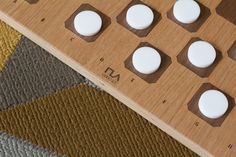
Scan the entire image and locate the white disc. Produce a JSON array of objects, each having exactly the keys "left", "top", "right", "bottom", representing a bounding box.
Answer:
[
  {"left": 173, "top": 0, "right": 201, "bottom": 24},
  {"left": 188, "top": 41, "right": 216, "bottom": 68},
  {"left": 74, "top": 10, "right": 102, "bottom": 36},
  {"left": 132, "top": 47, "right": 161, "bottom": 75},
  {"left": 126, "top": 4, "right": 154, "bottom": 30},
  {"left": 199, "top": 90, "right": 228, "bottom": 119}
]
